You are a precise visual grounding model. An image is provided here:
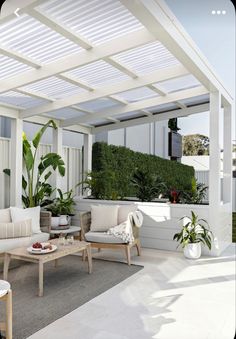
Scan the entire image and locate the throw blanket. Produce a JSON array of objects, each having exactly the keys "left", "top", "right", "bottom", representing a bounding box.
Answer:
[{"left": 107, "top": 211, "right": 143, "bottom": 243}]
